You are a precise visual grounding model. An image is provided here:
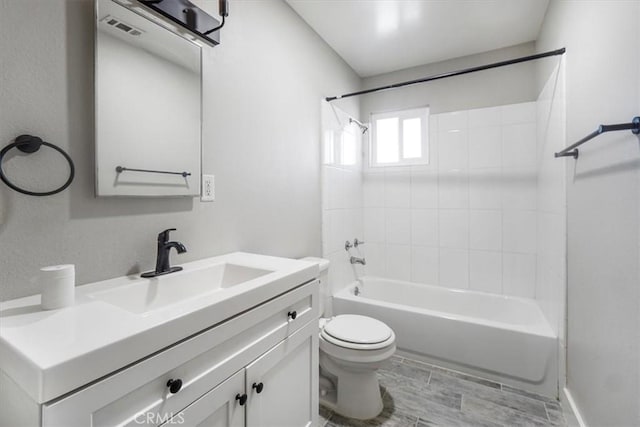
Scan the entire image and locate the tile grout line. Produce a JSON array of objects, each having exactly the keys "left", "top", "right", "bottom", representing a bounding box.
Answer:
[
  {"left": 404, "top": 357, "right": 500, "bottom": 390},
  {"left": 543, "top": 402, "right": 551, "bottom": 422},
  {"left": 500, "top": 384, "right": 557, "bottom": 407},
  {"left": 327, "top": 411, "right": 334, "bottom": 427}
]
